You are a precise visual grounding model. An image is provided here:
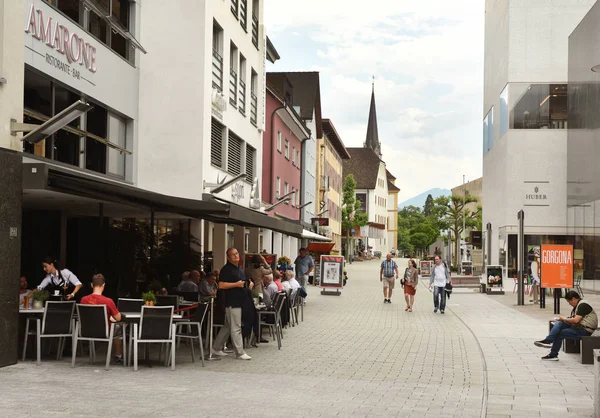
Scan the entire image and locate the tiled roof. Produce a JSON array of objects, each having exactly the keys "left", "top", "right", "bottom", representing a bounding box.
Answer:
[
  {"left": 343, "top": 148, "right": 384, "bottom": 190},
  {"left": 387, "top": 180, "right": 400, "bottom": 192}
]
